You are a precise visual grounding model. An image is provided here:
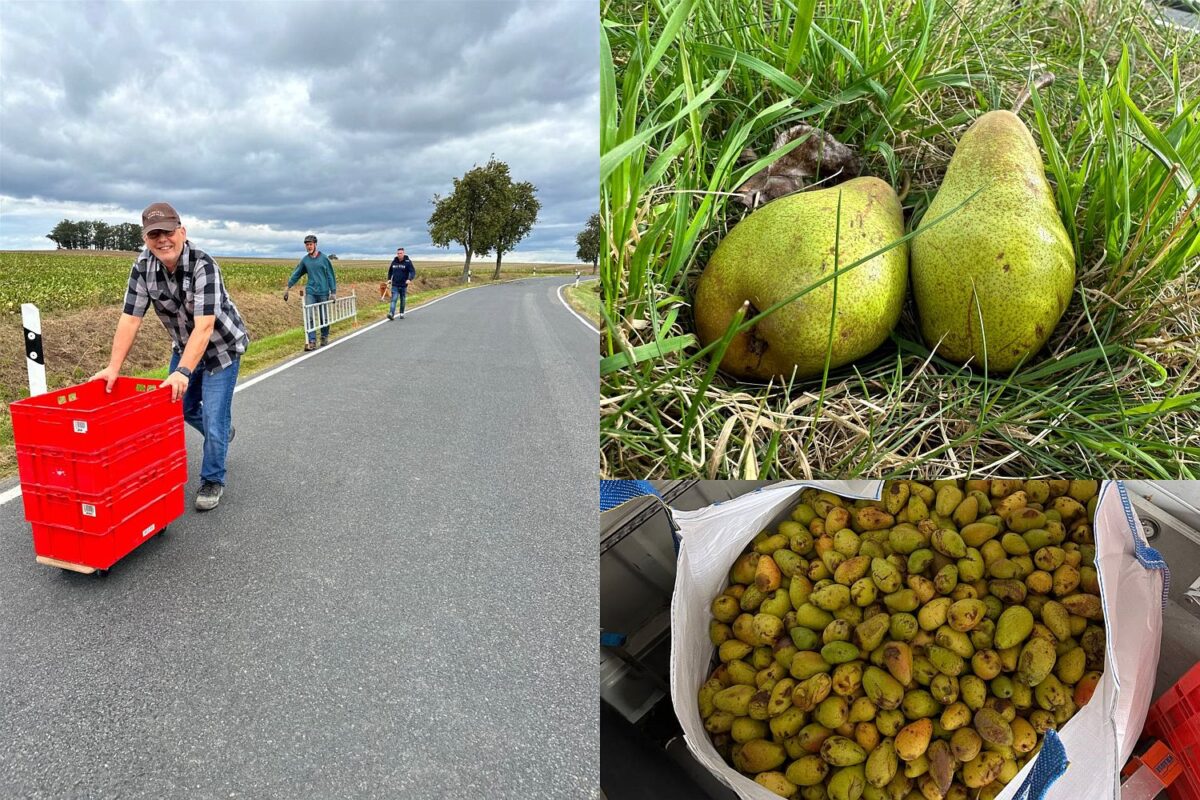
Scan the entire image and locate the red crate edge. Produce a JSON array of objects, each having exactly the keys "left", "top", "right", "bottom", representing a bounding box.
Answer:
[{"left": 1144, "top": 660, "right": 1200, "bottom": 800}]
